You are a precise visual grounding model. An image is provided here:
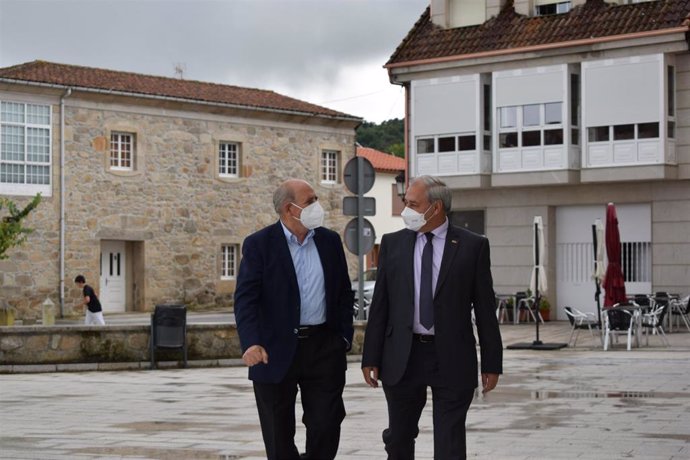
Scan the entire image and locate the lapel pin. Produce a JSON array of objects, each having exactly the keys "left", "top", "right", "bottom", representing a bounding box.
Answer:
[{"left": 451, "top": 239, "right": 458, "bottom": 244}]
